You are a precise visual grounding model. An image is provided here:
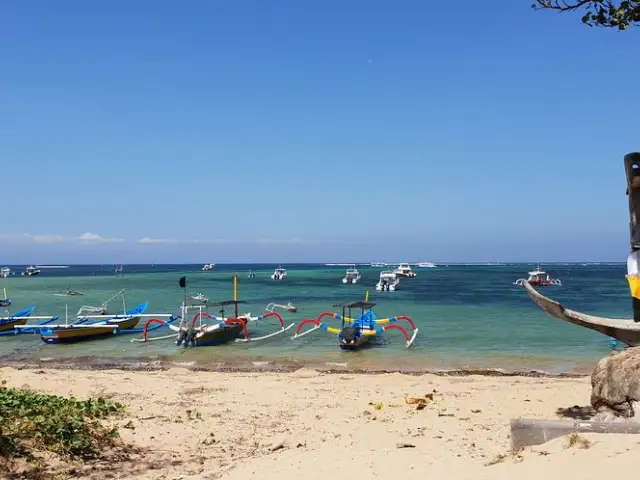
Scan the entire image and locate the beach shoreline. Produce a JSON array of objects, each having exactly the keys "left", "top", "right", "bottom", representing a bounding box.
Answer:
[
  {"left": 0, "top": 357, "right": 589, "bottom": 378},
  {"left": 3, "top": 364, "right": 638, "bottom": 480}
]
